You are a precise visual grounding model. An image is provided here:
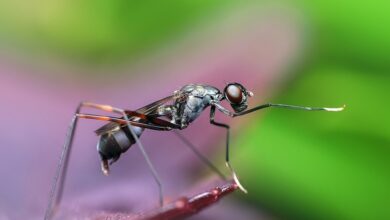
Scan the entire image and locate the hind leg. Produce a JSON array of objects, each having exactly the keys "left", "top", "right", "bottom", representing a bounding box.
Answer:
[
  {"left": 45, "top": 103, "right": 169, "bottom": 220},
  {"left": 76, "top": 102, "right": 164, "bottom": 206}
]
